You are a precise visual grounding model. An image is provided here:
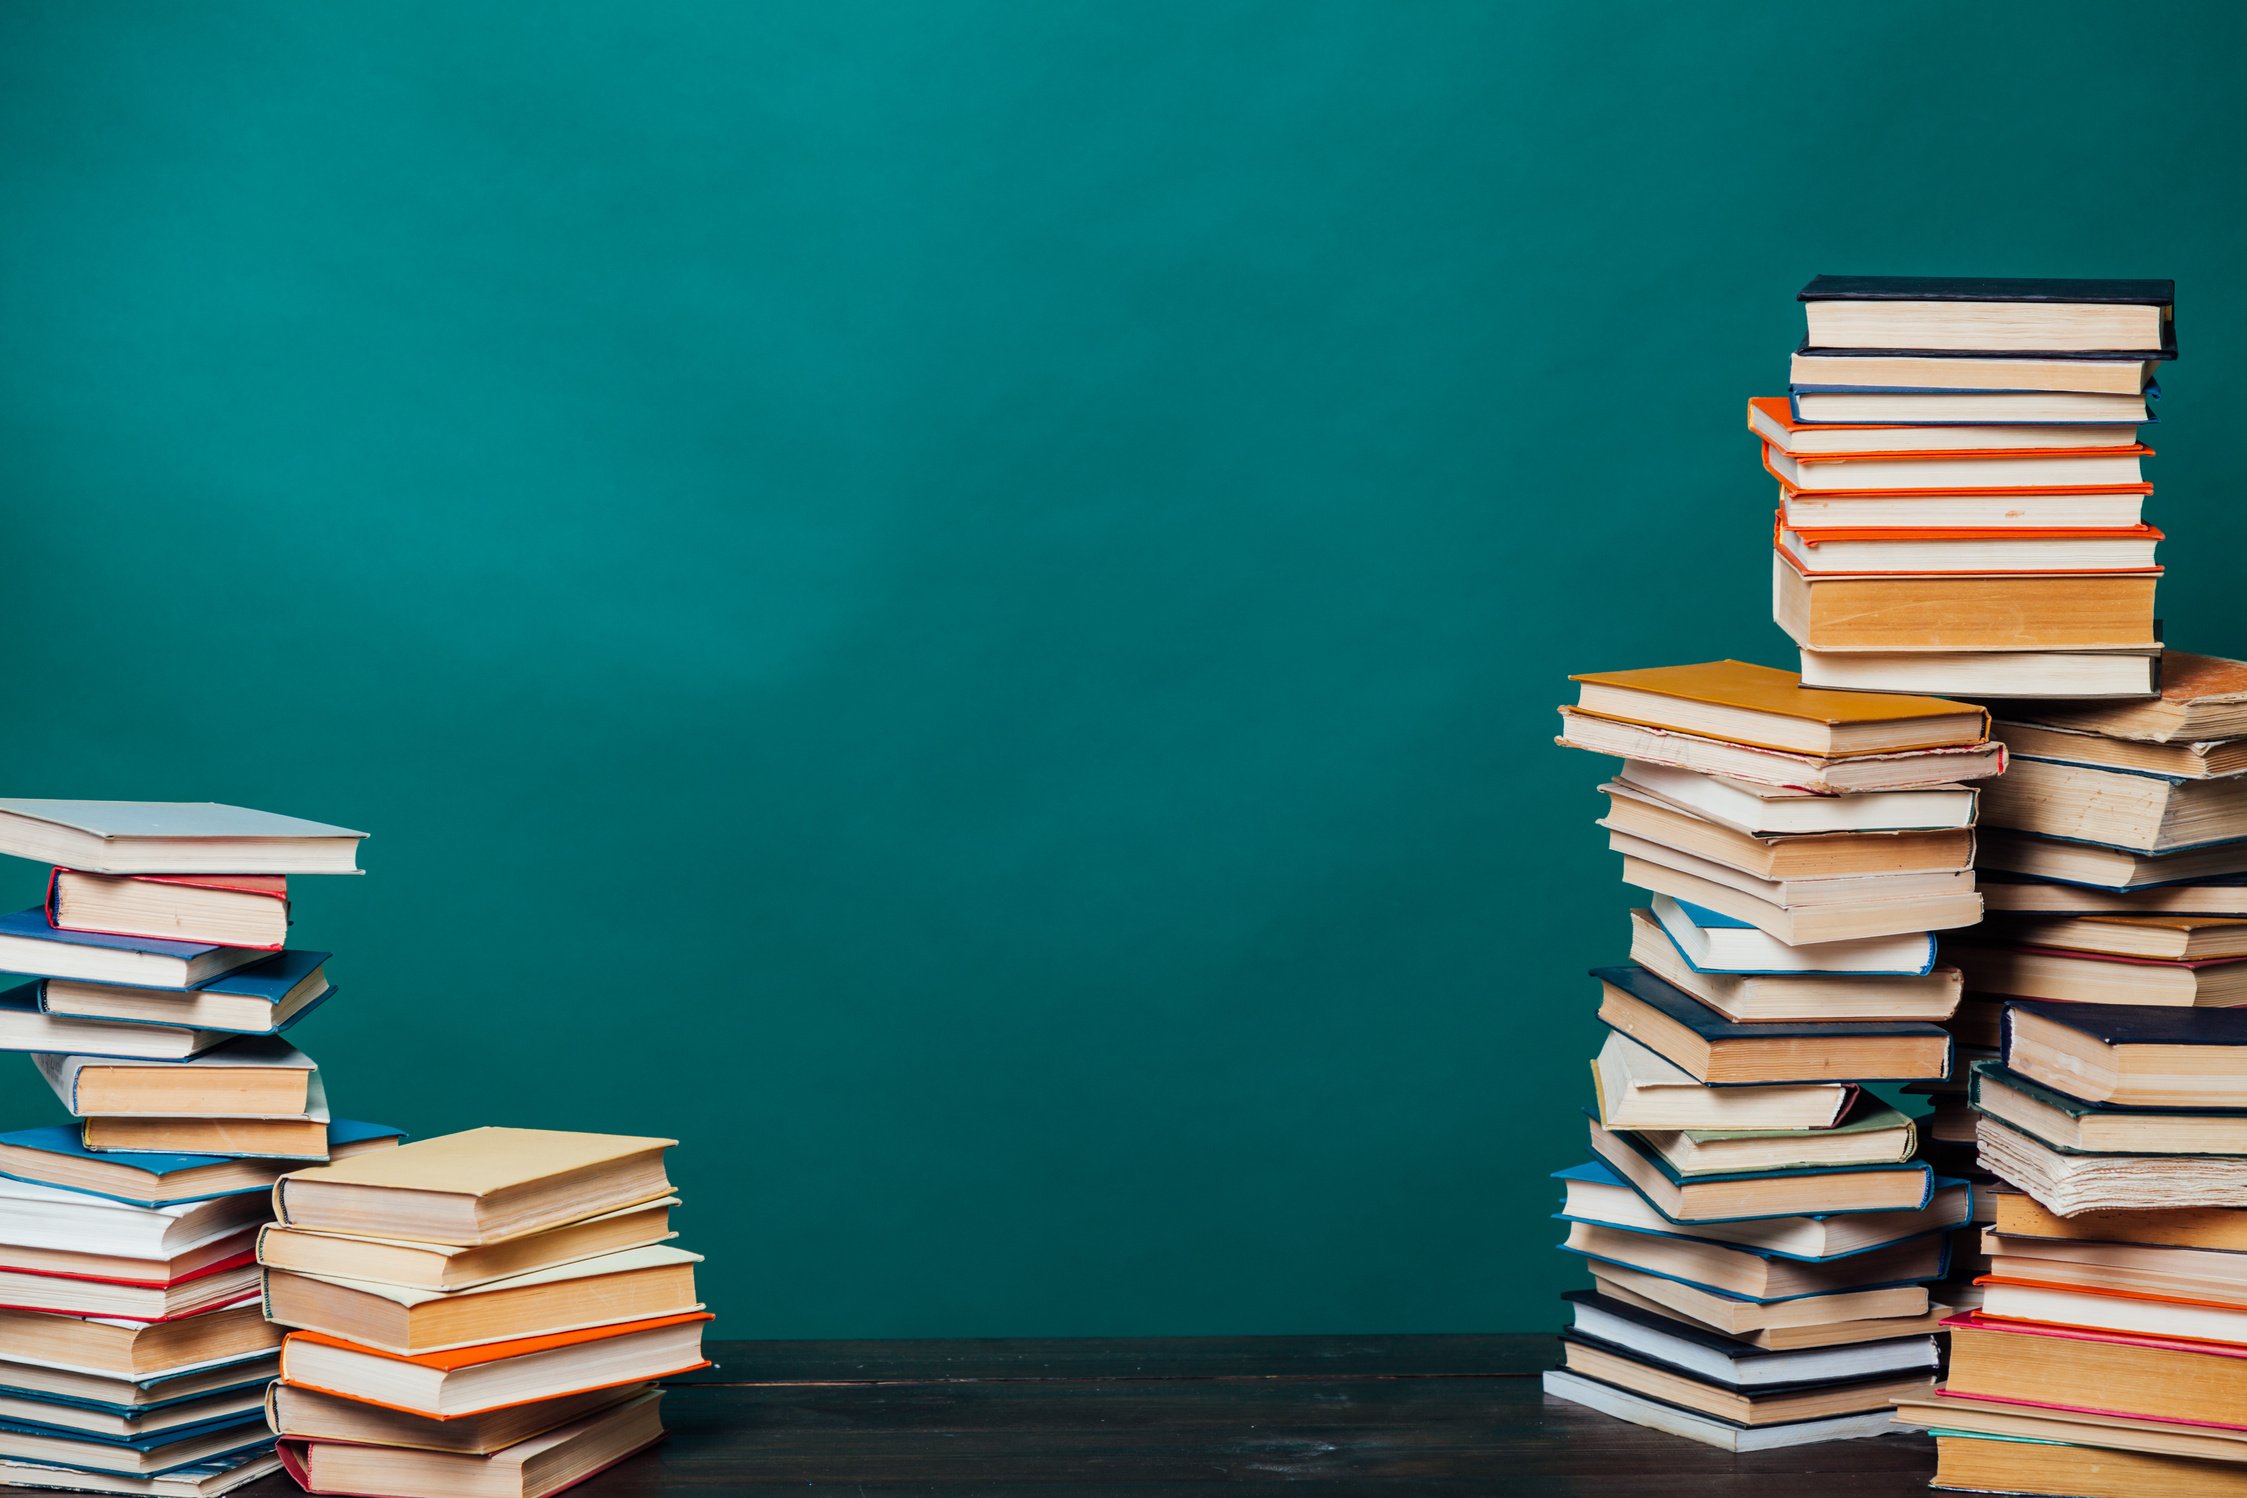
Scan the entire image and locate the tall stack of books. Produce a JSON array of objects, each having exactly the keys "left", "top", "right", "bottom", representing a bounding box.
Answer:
[
  {"left": 1894, "top": 665, "right": 2247, "bottom": 1494},
  {"left": 1542, "top": 661, "right": 2004, "bottom": 1449},
  {"left": 0, "top": 799, "right": 398, "bottom": 1496},
  {"left": 1766, "top": 275, "right": 2174, "bottom": 702},
  {"left": 256, "top": 1126, "right": 711, "bottom": 1498}
]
